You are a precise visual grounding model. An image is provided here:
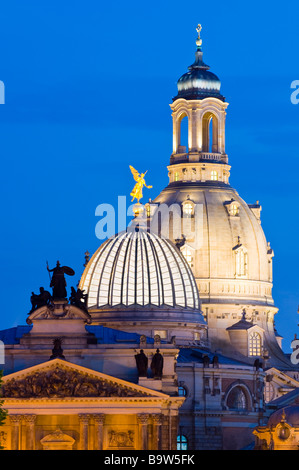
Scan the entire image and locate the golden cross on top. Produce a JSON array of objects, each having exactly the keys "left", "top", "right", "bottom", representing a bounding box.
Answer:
[{"left": 196, "top": 24, "right": 202, "bottom": 47}]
